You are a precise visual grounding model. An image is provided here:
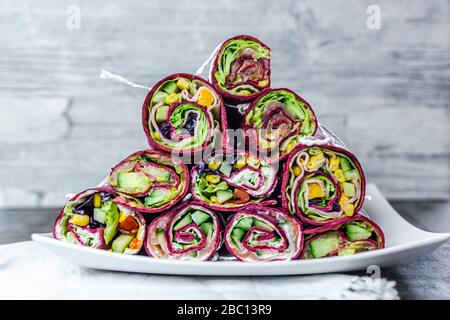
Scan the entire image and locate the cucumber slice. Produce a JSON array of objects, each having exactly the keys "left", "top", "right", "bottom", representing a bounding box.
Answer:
[
  {"left": 111, "top": 234, "right": 135, "bottom": 253},
  {"left": 93, "top": 208, "right": 106, "bottom": 224},
  {"left": 144, "top": 188, "right": 171, "bottom": 207},
  {"left": 216, "top": 190, "right": 234, "bottom": 204},
  {"left": 173, "top": 214, "right": 193, "bottom": 231},
  {"left": 344, "top": 169, "right": 359, "bottom": 181},
  {"left": 163, "top": 81, "right": 178, "bottom": 94},
  {"left": 254, "top": 219, "right": 273, "bottom": 231},
  {"left": 103, "top": 202, "right": 119, "bottom": 244},
  {"left": 152, "top": 91, "right": 168, "bottom": 104},
  {"left": 346, "top": 224, "right": 372, "bottom": 241},
  {"left": 231, "top": 228, "right": 246, "bottom": 242},
  {"left": 340, "top": 157, "right": 352, "bottom": 172},
  {"left": 200, "top": 222, "right": 214, "bottom": 237},
  {"left": 341, "top": 182, "right": 356, "bottom": 197},
  {"left": 191, "top": 210, "right": 211, "bottom": 225},
  {"left": 236, "top": 217, "right": 254, "bottom": 231},
  {"left": 309, "top": 234, "right": 340, "bottom": 258},
  {"left": 117, "top": 172, "right": 151, "bottom": 194},
  {"left": 156, "top": 230, "right": 165, "bottom": 242},
  {"left": 219, "top": 162, "right": 232, "bottom": 177},
  {"left": 155, "top": 105, "right": 169, "bottom": 123}
]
